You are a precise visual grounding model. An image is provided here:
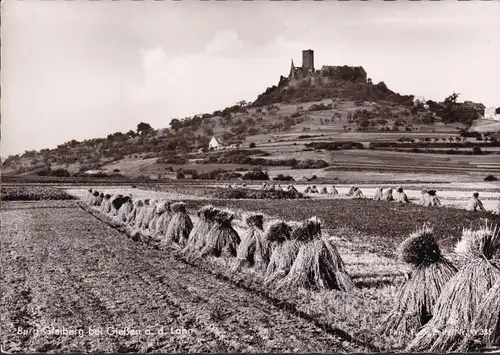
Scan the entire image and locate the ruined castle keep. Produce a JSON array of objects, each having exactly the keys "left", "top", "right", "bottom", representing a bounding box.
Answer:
[{"left": 288, "top": 49, "right": 368, "bottom": 86}]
